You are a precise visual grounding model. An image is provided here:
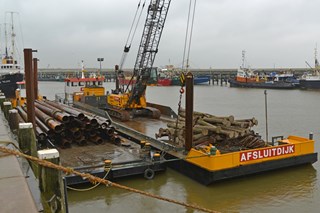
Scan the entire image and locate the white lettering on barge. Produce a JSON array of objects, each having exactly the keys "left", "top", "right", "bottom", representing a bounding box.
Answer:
[{"left": 240, "top": 145, "right": 295, "bottom": 162}]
